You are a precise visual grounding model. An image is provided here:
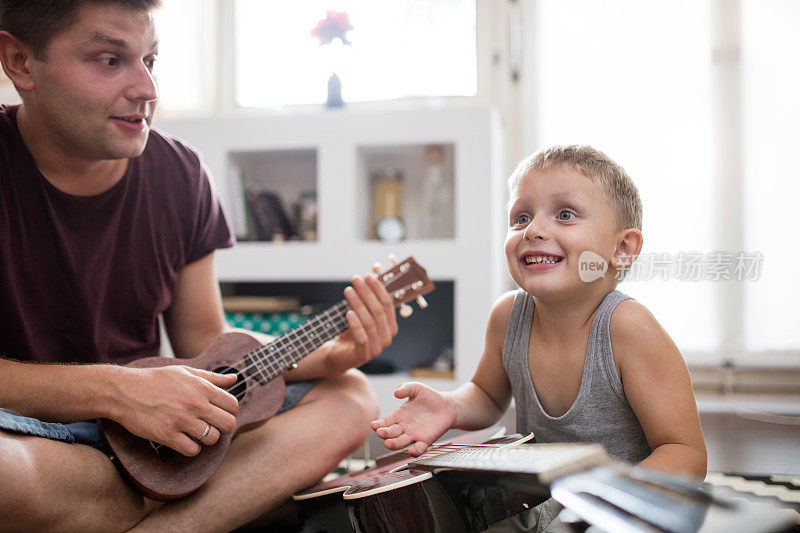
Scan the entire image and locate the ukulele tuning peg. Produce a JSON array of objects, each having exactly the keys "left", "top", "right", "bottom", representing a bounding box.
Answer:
[
  {"left": 416, "top": 295, "right": 428, "bottom": 309},
  {"left": 371, "top": 263, "right": 382, "bottom": 275},
  {"left": 399, "top": 303, "right": 413, "bottom": 318},
  {"left": 389, "top": 253, "right": 399, "bottom": 264}
]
